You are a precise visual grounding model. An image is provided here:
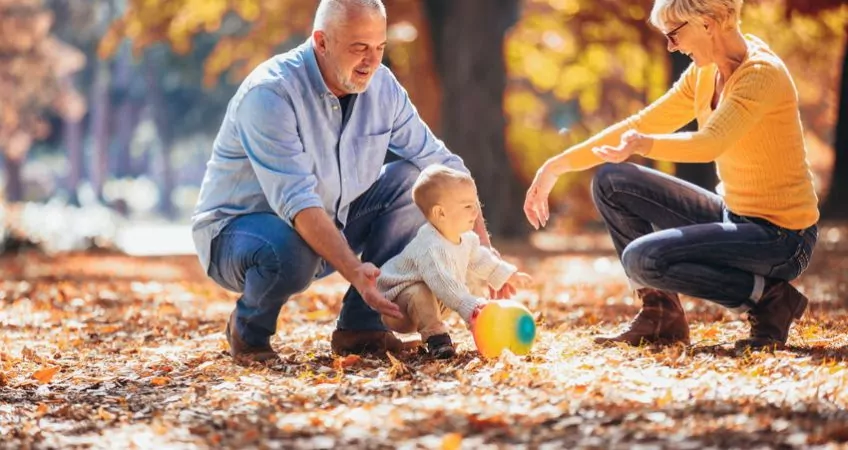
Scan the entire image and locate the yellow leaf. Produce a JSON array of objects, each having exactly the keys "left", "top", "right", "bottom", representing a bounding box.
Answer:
[
  {"left": 442, "top": 433, "right": 463, "bottom": 450},
  {"left": 702, "top": 326, "right": 720, "bottom": 339},
  {"left": 32, "top": 366, "right": 59, "bottom": 384},
  {"left": 98, "top": 406, "right": 116, "bottom": 421}
]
